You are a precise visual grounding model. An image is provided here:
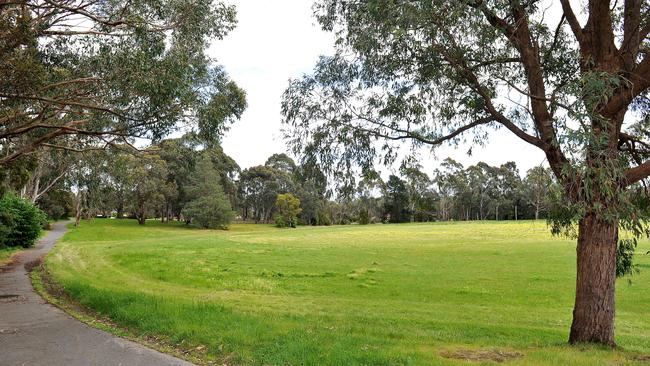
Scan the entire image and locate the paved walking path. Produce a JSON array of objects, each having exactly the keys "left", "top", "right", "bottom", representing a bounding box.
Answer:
[{"left": 0, "top": 221, "right": 195, "bottom": 366}]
